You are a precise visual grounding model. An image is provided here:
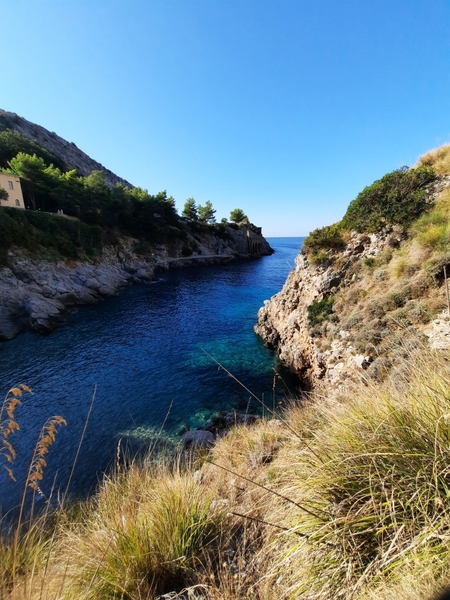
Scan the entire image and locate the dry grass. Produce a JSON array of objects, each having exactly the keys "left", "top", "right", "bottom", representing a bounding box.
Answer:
[
  {"left": 262, "top": 340, "right": 450, "bottom": 599},
  {"left": 0, "top": 385, "right": 68, "bottom": 600},
  {"left": 4, "top": 346, "right": 450, "bottom": 599},
  {"left": 417, "top": 143, "right": 450, "bottom": 176}
]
